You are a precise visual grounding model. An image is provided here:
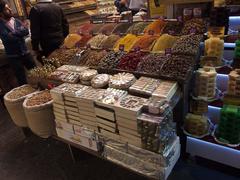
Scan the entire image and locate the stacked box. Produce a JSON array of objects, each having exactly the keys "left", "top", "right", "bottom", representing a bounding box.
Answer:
[
  {"left": 137, "top": 105, "right": 176, "bottom": 154},
  {"left": 50, "top": 83, "right": 89, "bottom": 122},
  {"left": 194, "top": 67, "right": 217, "bottom": 98},
  {"left": 129, "top": 77, "right": 160, "bottom": 96},
  {"left": 205, "top": 37, "right": 224, "bottom": 64},
  {"left": 76, "top": 87, "right": 105, "bottom": 130},
  {"left": 217, "top": 105, "right": 240, "bottom": 144},
  {"left": 228, "top": 69, "right": 240, "bottom": 96},
  {"left": 152, "top": 80, "right": 178, "bottom": 101},
  {"left": 104, "top": 137, "right": 180, "bottom": 180},
  {"left": 95, "top": 88, "right": 127, "bottom": 137},
  {"left": 114, "top": 95, "right": 148, "bottom": 147}
]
